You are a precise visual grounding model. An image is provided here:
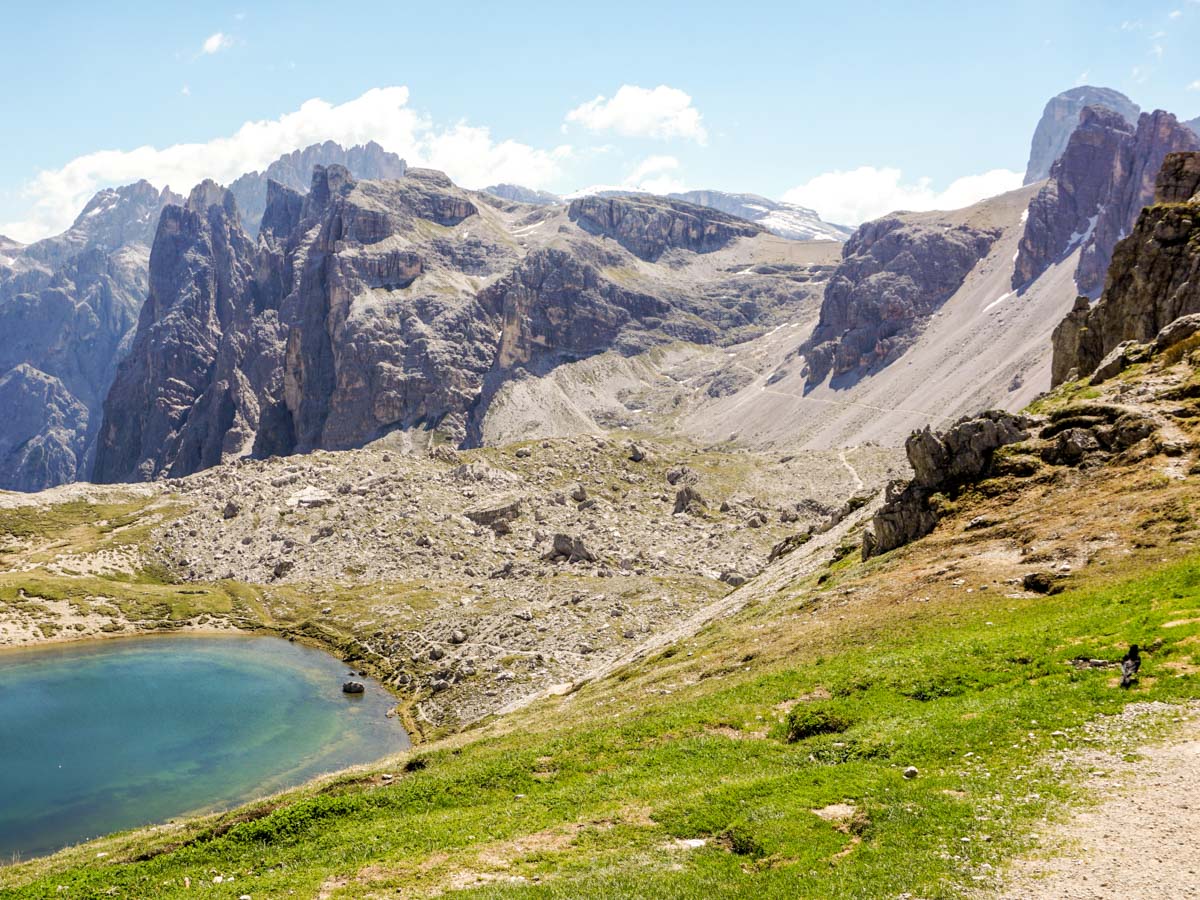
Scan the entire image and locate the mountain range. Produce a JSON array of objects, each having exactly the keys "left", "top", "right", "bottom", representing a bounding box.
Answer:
[{"left": 3, "top": 84, "right": 1199, "bottom": 492}]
